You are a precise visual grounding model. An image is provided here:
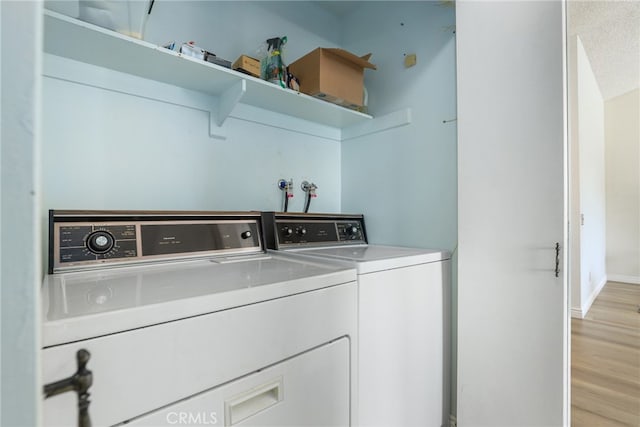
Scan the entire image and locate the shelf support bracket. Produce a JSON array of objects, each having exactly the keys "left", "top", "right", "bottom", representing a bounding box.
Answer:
[
  {"left": 216, "top": 80, "right": 246, "bottom": 127},
  {"left": 341, "top": 108, "right": 412, "bottom": 141}
]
